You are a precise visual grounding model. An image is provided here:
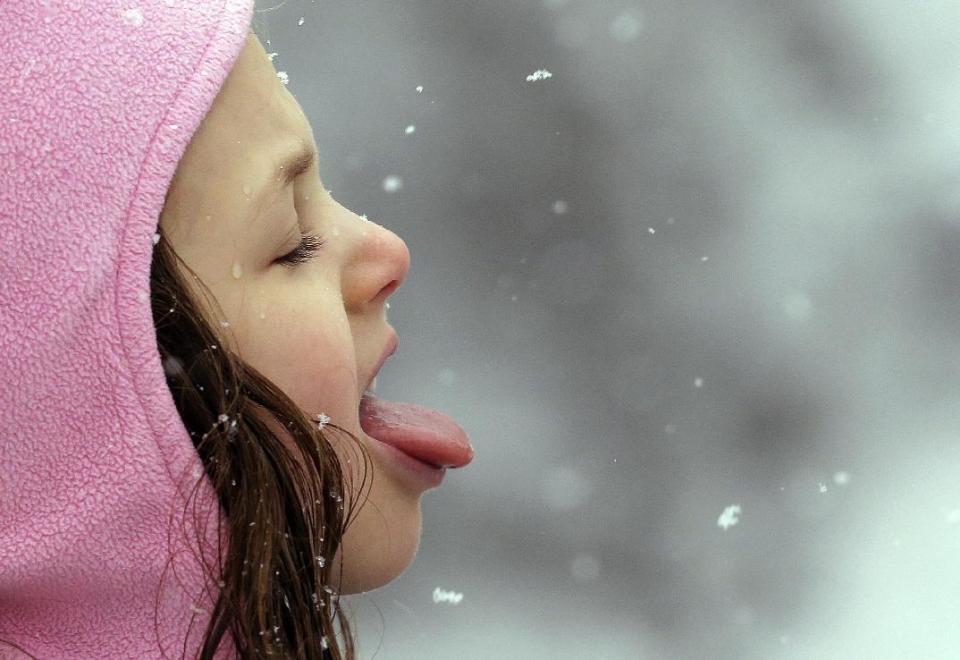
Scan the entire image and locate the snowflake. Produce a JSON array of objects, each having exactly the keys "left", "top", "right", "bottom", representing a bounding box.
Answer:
[
  {"left": 316, "top": 412, "right": 331, "bottom": 430},
  {"left": 717, "top": 504, "right": 741, "bottom": 530},
  {"left": 432, "top": 586, "right": 464, "bottom": 604},
  {"left": 525, "top": 68, "right": 553, "bottom": 82}
]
